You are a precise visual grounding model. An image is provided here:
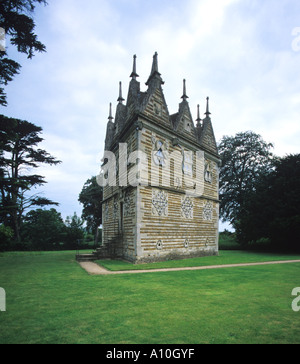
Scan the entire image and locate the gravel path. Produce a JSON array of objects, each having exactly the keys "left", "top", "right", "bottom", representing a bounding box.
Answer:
[{"left": 79, "top": 259, "right": 300, "bottom": 275}]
